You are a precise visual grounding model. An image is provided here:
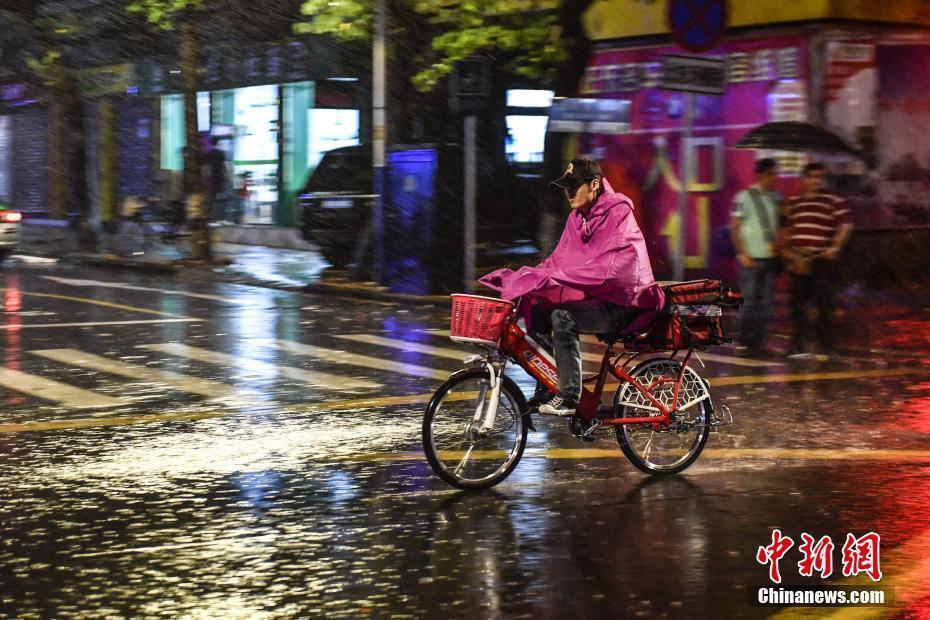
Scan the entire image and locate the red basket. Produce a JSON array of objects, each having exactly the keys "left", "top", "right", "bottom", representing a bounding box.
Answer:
[{"left": 450, "top": 294, "right": 515, "bottom": 346}]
